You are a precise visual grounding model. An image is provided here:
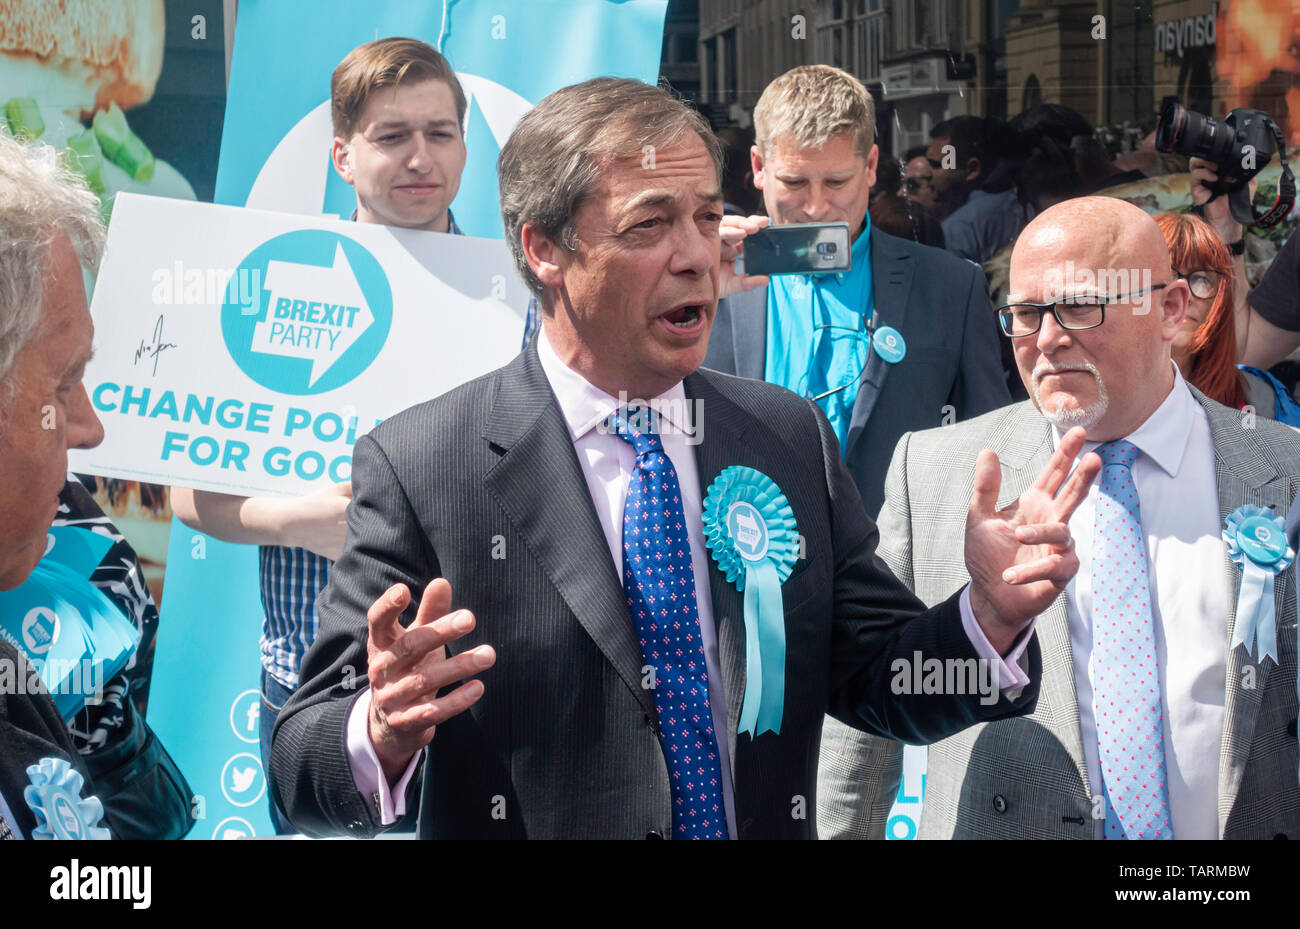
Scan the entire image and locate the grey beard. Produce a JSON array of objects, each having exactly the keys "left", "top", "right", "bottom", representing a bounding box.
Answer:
[{"left": 1033, "top": 363, "right": 1109, "bottom": 430}]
